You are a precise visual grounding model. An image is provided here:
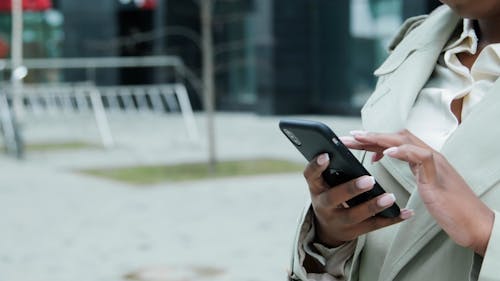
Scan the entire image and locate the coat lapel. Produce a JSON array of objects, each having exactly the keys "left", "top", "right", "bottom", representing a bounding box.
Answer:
[
  {"left": 366, "top": 6, "right": 500, "bottom": 280},
  {"left": 379, "top": 76, "right": 500, "bottom": 281},
  {"left": 361, "top": 43, "right": 447, "bottom": 194},
  {"left": 361, "top": 6, "right": 460, "bottom": 194},
  {"left": 441, "top": 78, "right": 500, "bottom": 194},
  {"left": 359, "top": 6, "right": 475, "bottom": 281}
]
